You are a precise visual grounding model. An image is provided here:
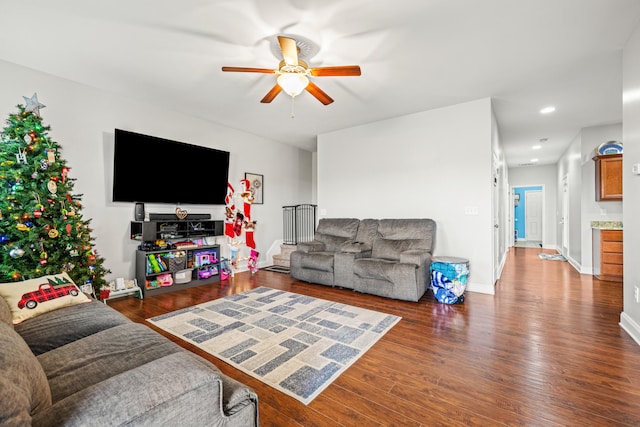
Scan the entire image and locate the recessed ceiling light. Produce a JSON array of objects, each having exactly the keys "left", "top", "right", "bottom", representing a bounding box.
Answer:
[
  {"left": 531, "top": 158, "right": 539, "bottom": 163},
  {"left": 540, "top": 106, "right": 556, "bottom": 114},
  {"left": 532, "top": 145, "right": 541, "bottom": 150}
]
